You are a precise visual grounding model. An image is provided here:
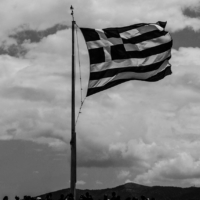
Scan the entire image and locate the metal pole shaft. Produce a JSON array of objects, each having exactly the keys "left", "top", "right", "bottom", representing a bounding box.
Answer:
[{"left": 71, "top": 19, "right": 76, "bottom": 199}]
